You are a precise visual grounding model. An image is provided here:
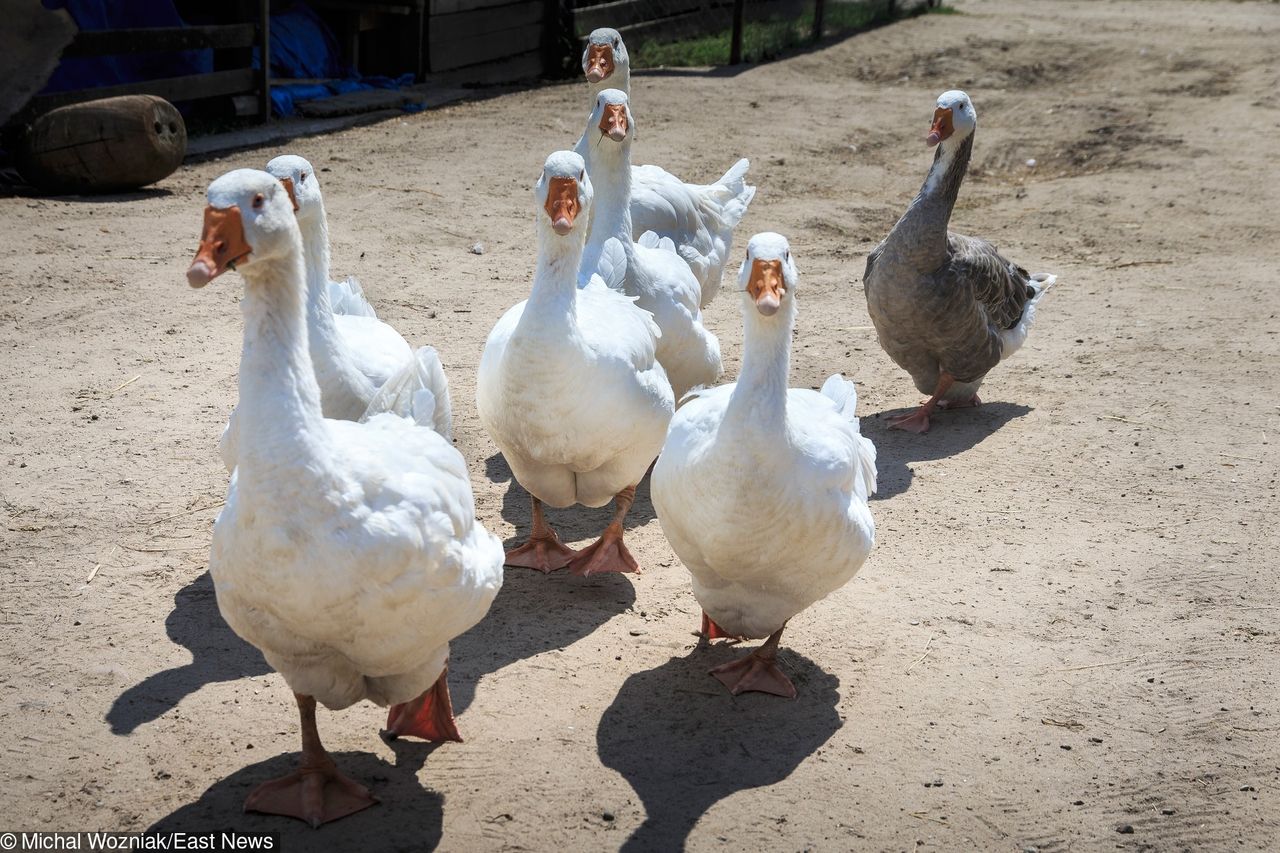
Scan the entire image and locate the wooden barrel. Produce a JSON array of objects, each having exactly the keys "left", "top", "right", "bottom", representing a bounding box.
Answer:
[{"left": 17, "top": 94, "right": 186, "bottom": 193}]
